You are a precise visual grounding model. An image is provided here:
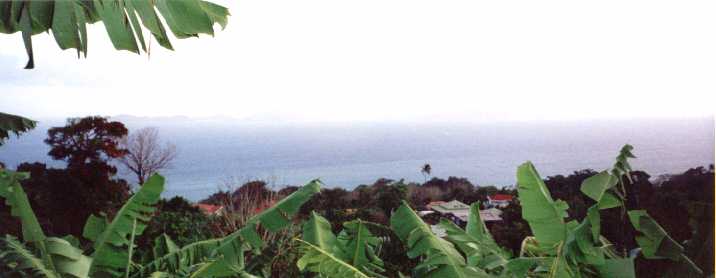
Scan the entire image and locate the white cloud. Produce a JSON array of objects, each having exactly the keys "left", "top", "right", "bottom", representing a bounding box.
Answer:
[{"left": 1, "top": 0, "right": 714, "bottom": 122}]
